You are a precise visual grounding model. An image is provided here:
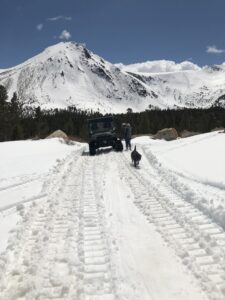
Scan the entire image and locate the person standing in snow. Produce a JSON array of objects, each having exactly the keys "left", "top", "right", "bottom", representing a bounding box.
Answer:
[
  {"left": 124, "top": 123, "right": 132, "bottom": 150},
  {"left": 121, "top": 123, "right": 127, "bottom": 140}
]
